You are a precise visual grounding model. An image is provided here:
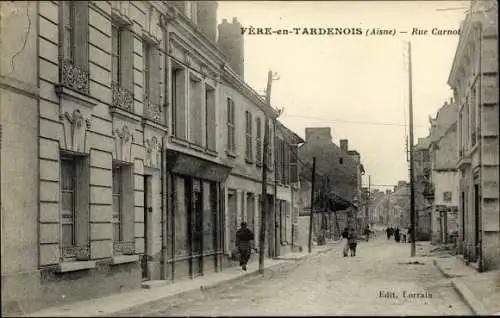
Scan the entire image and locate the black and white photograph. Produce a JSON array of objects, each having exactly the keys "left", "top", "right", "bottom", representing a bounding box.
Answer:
[{"left": 0, "top": 0, "right": 499, "bottom": 316}]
